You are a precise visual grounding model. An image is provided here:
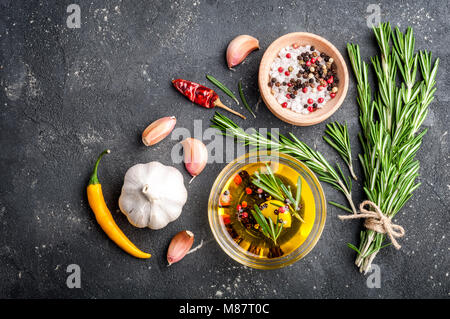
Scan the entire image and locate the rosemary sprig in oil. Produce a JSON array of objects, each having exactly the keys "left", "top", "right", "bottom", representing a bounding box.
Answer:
[
  {"left": 252, "top": 163, "right": 304, "bottom": 222},
  {"left": 251, "top": 204, "right": 283, "bottom": 245}
]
